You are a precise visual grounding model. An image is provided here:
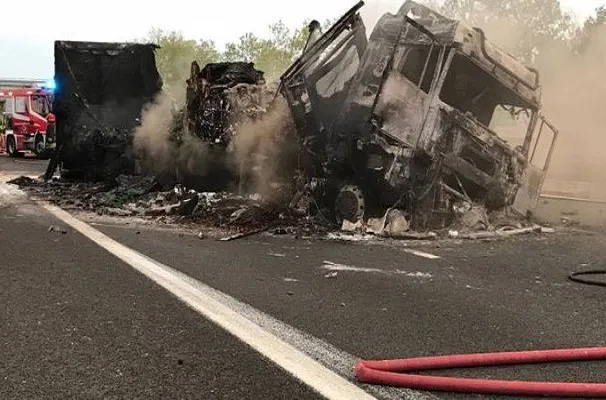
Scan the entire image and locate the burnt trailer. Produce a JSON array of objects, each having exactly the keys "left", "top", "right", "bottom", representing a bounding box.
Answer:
[
  {"left": 280, "top": 1, "right": 558, "bottom": 229},
  {"left": 46, "top": 41, "right": 163, "bottom": 181}
]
